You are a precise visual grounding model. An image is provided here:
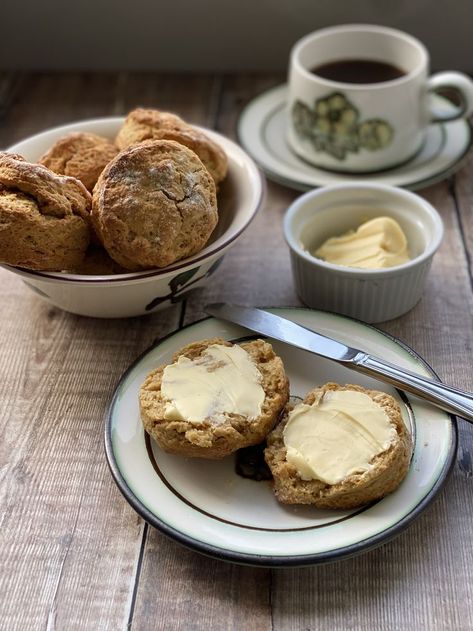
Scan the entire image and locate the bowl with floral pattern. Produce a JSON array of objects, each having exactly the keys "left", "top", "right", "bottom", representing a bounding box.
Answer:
[{"left": 2, "top": 117, "right": 264, "bottom": 318}]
